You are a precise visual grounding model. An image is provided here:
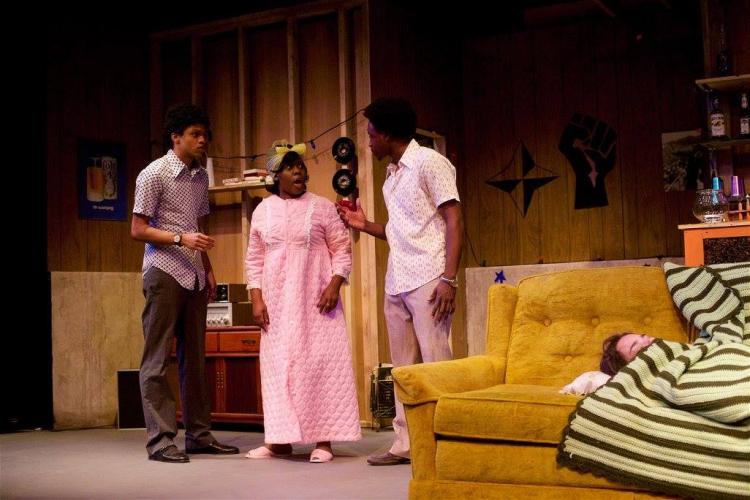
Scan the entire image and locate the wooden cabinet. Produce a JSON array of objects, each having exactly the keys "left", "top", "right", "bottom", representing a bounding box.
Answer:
[
  {"left": 679, "top": 220, "right": 750, "bottom": 265},
  {"left": 169, "top": 326, "right": 263, "bottom": 425}
]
